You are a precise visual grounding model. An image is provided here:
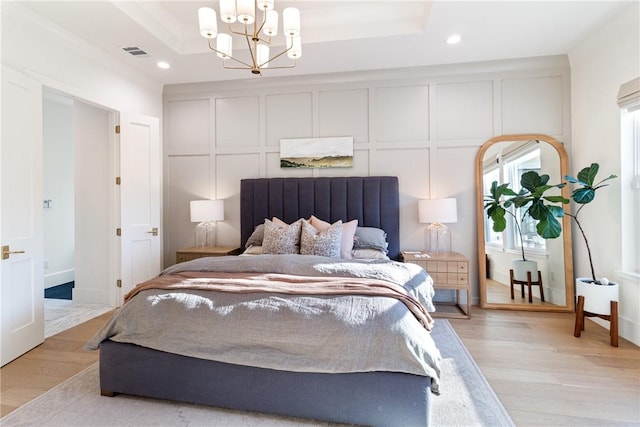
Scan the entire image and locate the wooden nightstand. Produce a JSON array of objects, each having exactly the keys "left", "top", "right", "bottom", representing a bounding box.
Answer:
[
  {"left": 176, "top": 246, "right": 238, "bottom": 264},
  {"left": 402, "top": 251, "right": 470, "bottom": 319}
]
